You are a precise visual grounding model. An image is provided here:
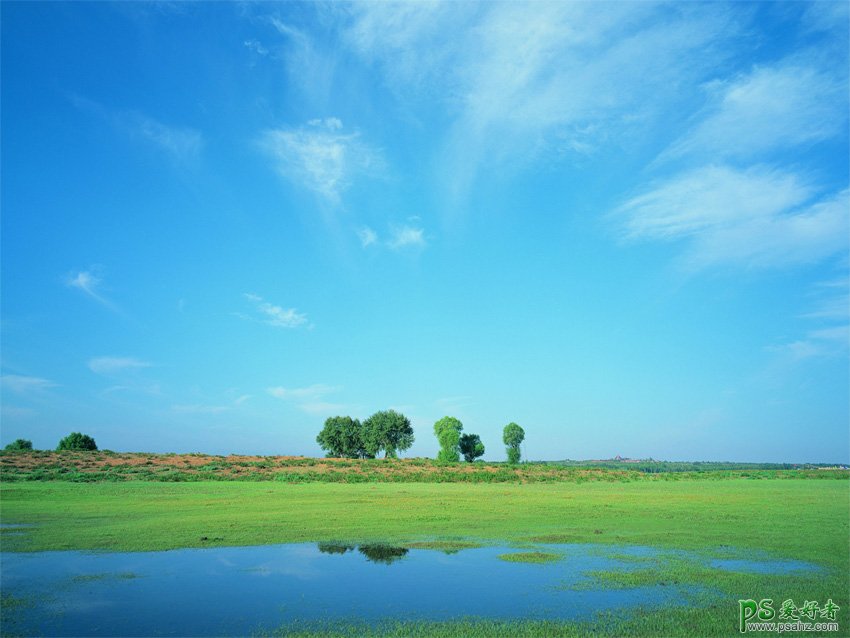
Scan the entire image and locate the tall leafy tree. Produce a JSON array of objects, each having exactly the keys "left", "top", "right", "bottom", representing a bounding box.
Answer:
[
  {"left": 316, "top": 416, "right": 366, "bottom": 458},
  {"left": 502, "top": 422, "right": 525, "bottom": 464},
  {"left": 433, "top": 416, "right": 463, "bottom": 462},
  {"left": 459, "top": 433, "right": 485, "bottom": 462},
  {"left": 362, "top": 410, "right": 414, "bottom": 458},
  {"left": 57, "top": 432, "right": 97, "bottom": 451}
]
